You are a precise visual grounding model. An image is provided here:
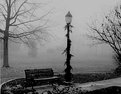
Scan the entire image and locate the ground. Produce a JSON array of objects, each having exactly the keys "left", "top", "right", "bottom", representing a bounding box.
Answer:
[
  {"left": 1, "top": 67, "right": 121, "bottom": 94},
  {"left": 0, "top": 67, "right": 25, "bottom": 83}
]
